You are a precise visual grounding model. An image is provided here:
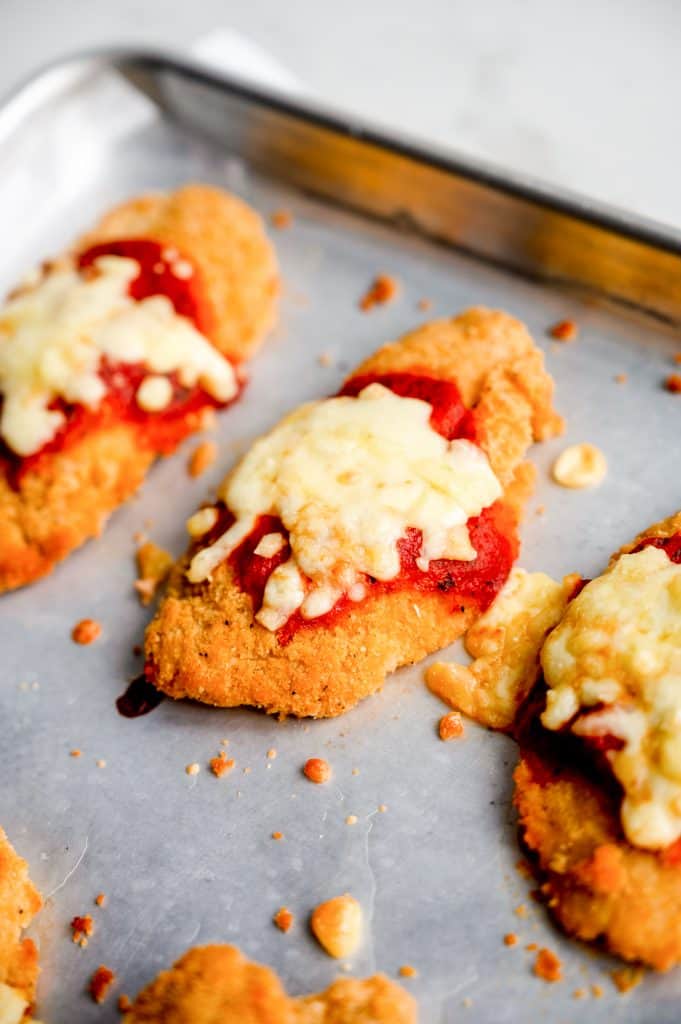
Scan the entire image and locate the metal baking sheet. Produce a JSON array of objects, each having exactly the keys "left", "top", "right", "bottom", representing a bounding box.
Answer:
[{"left": 1, "top": 53, "right": 680, "bottom": 1024}]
